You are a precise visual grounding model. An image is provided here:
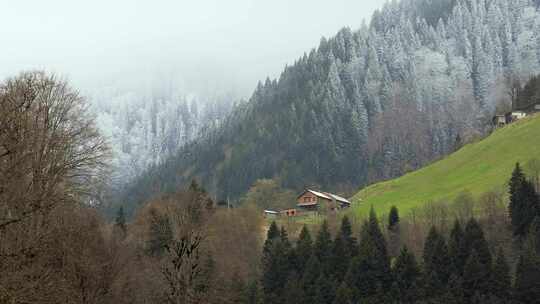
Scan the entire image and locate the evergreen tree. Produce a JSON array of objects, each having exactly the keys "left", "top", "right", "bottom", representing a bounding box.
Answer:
[
  {"left": 339, "top": 216, "right": 358, "bottom": 257},
  {"left": 283, "top": 273, "right": 305, "bottom": 304},
  {"left": 262, "top": 240, "right": 289, "bottom": 304},
  {"left": 302, "top": 255, "right": 321, "bottom": 304},
  {"left": 392, "top": 246, "right": 421, "bottom": 303},
  {"left": 490, "top": 248, "right": 511, "bottom": 301},
  {"left": 332, "top": 282, "right": 353, "bottom": 304},
  {"left": 388, "top": 206, "right": 400, "bottom": 230},
  {"left": 314, "top": 220, "right": 333, "bottom": 273},
  {"left": 514, "top": 237, "right": 540, "bottom": 303},
  {"left": 530, "top": 216, "right": 540, "bottom": 254},
  {"left": 423, "top": 226, "right": 451, "bottom": 297},
  {"left": 509, "top": 163, "right": 540, "bottom": 237},
  {"left": 464, "top": 218, "right": 492, "bottom": 269},
  {"left": 314, "top": 274, "right": 335, "bottom": 304},
  {"left": 330, "top": 234, "right": 349, "bottom": 281},
  {"left": 263, "top": 221, "right": 280, "bottom": 258},
  {"left": 346, "top": 208, "right": 391, "bottom": 302},
  {"left": 296, "top": 225, "right": 313, "bottom": 274},
  {"left": 462, "top": 250, "right": 491, "bottom": 299},
  {"left": 448, "top": 219, "right": 467, "bottom": 276}
]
